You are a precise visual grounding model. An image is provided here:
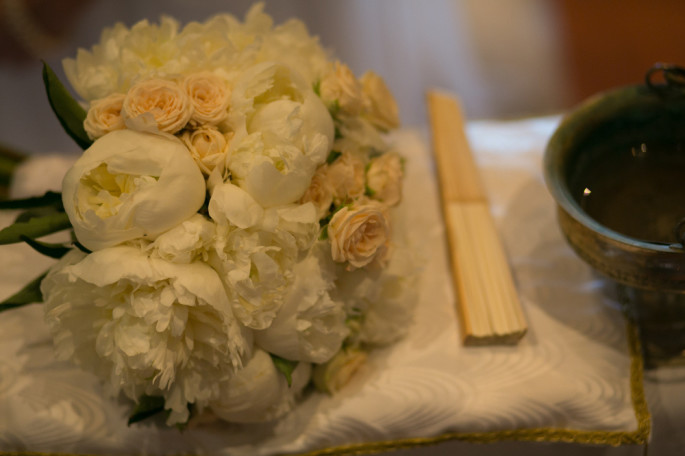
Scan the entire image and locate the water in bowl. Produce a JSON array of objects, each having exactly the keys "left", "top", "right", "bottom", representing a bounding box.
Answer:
[{"left": 573, "top": 140, "right": 685, "bottom": 245}]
